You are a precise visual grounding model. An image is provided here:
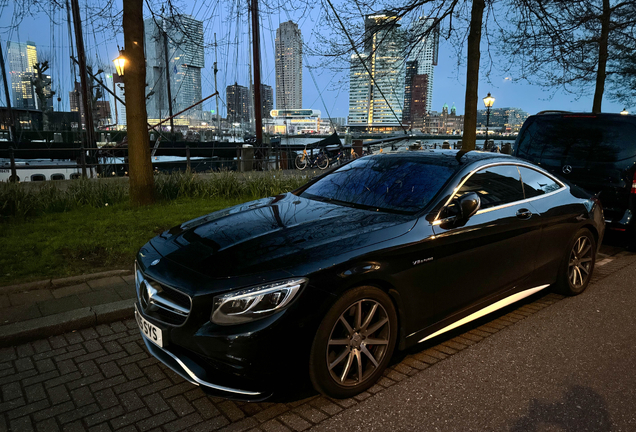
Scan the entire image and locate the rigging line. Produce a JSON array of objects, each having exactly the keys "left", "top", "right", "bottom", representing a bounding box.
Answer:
[
  {"left": 264, "top": 11, "right": 276, "bottom": 83},
  {"left": 234, "top": 0, "right": 240, "bottom": 86},
  {"left": 222, "top": 0, "right": 235, "bottom": 117},
  {"left": 324, "top": 0, "right": 406, "bottom": 133},
  {"left": 65, "top": 0, "right": 76, "bottom": 89}
]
